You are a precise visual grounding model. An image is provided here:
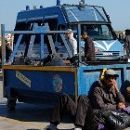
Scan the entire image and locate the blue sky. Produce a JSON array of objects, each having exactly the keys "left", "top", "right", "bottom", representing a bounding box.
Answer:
[{"left": 0, "top": 0, "right": 130, "bottom": 31}]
